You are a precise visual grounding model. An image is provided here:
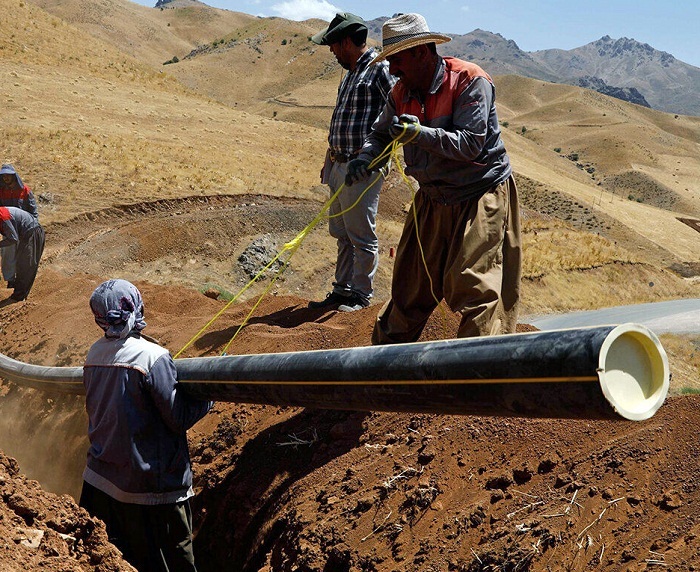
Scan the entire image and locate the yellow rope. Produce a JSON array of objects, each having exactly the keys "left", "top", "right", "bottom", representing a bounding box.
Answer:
[
  {"left": 175, "top": 123, "right": 447, "bottom": 357},
  {"left": 388, "top": 128, "right": 448, "bottom": 338},
  {"left": 174, "top": 189, "right": 337, "bottom": 358}
]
